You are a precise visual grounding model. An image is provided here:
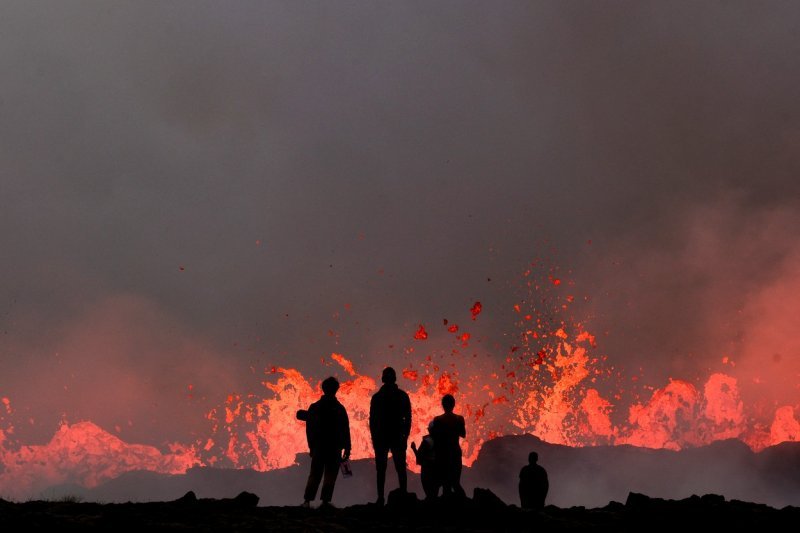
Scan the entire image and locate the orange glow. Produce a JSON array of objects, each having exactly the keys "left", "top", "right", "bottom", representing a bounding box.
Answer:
[
  {"left": 0, "top": 264, "right": 797, "bottom": 499},
  {"left": 0, "top": 419, "right": 198, "bottom": 500},
  {"left": 331, "top": 353, "right": 357, "bottom": 376},
  {"left": 402, "top": 368, "right": 419, "bottom": 381}
]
